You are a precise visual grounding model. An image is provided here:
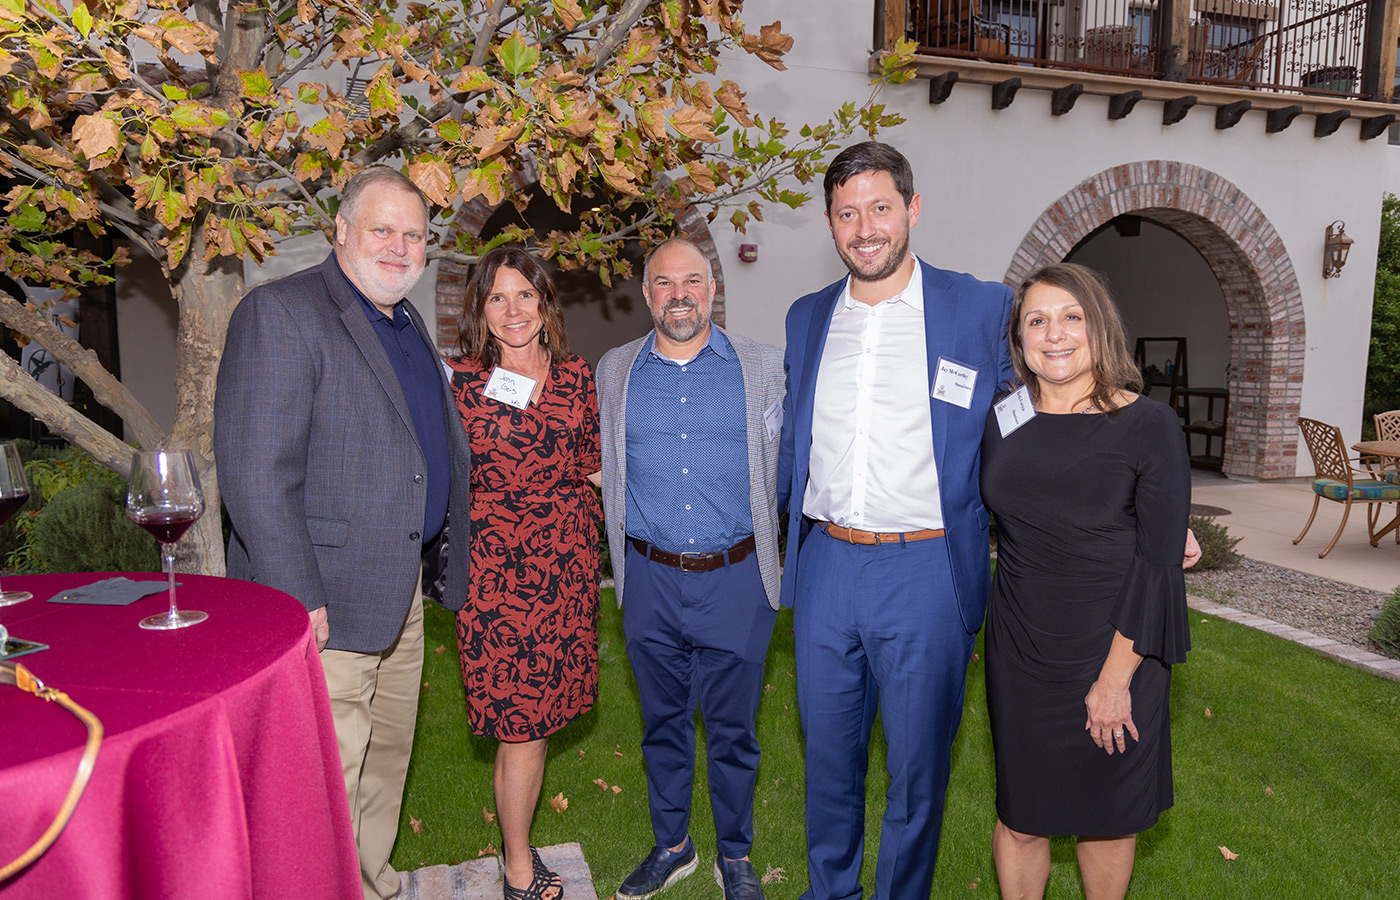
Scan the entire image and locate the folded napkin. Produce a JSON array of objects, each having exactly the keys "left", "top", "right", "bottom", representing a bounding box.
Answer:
[{"left": 48, "top": 576, "right": 175, "bottom": 606}]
